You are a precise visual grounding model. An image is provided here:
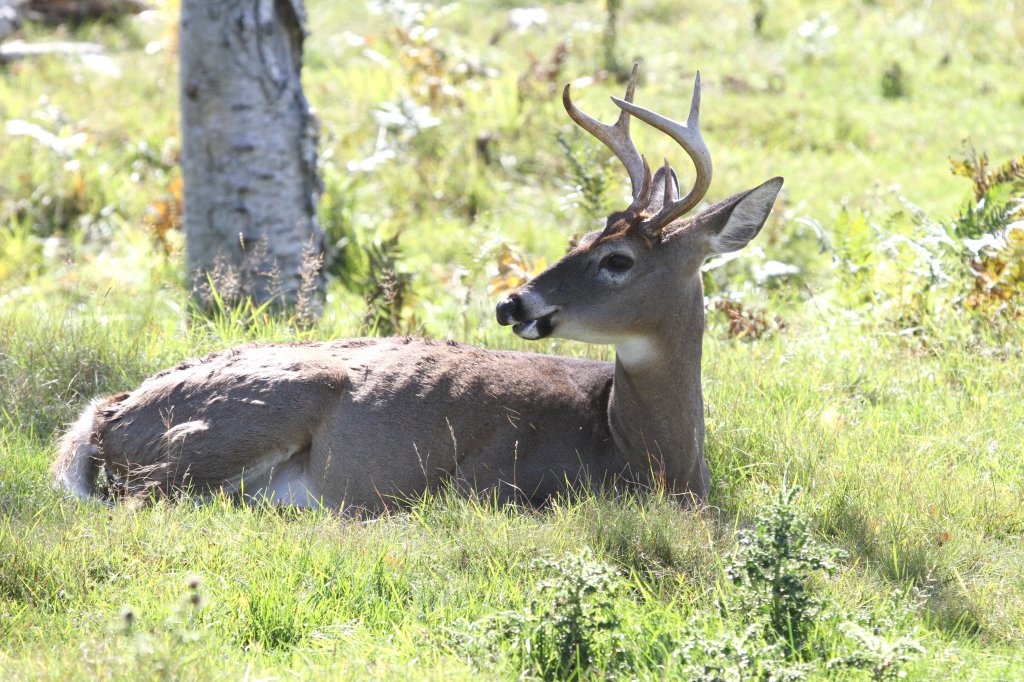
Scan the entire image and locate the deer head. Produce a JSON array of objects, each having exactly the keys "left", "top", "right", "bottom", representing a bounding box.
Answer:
[{"left": 496, "top": 64, "right": 783, "bottom": 361}]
